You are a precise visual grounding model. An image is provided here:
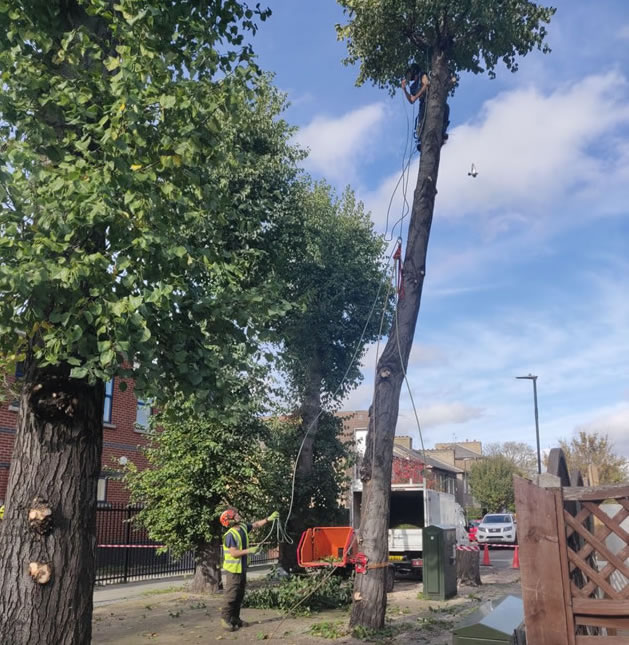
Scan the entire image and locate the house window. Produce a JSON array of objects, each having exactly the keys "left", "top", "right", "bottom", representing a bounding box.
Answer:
[
  {"left": 103, "top": 379, "right": 114, "bottom": 424},
  {"left": 135, "top": 400, "right": 152, "bottom": 432},
  {"left": 97, "top": 477, "right": 107, "bottom": 503}
]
